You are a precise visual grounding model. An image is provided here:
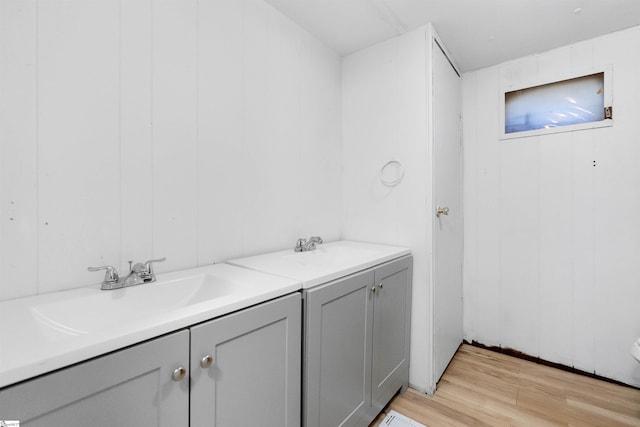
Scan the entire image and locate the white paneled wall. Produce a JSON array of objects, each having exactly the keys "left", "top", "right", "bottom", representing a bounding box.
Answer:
[
  {"left": 463, "top": 26, "right": 640, "bottom": 387},
  {"left": 121, "top": 0, "right": 154, "bottom": 264},
  {"left": 342, "top": 27, "right": 431, "bottom": 392},
  {"left": 153, "top": 0, "right": 199, "bottom": 270},
  {"left": 37, "top": 0, "right": 121, "bottom": 292},
  {"left": 0, "top": 0, "right": 38, "bottom": 298},
  {"left": 0, "top": 0, "right": 342, "bottom": 300}
]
